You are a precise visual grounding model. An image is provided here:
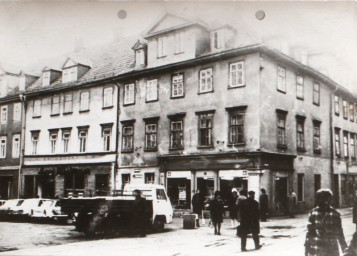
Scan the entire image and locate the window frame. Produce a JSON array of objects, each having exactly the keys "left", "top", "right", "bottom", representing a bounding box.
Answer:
[
  {"left": 296, "top": 75, "right": 304, "bottom": 100},
  {"left": 13, "top": 103, "right": 21, "bottom": 121},
  {"left": 77, "top": 127, "right": 89, "bottom": 153},
  {"left": 168, "top": 113, "right": 185, "bottom": 150},
  {"left": 121, "top": 120, "right": 135, "bottom": 153},
  {"left": 101, "top": 123, "right": 113, "bottom": 152},
  {"left": 0, "top": 136, "right": 6, "bottom": 158},
  {"left": 33, "top": 100, "right": 41, "bottom": 118},
  {"left": 334, "top": 95, "right": 340, "bottom": 116},
  {"left": 80, "top": 91, "right": 90, "bottom": 112},
  {"left": 313, "top": 120, "right": 321, "bottom": 154},
  {"left": 196, "top": 111, "right": 214, "bottom": 148},
  {"left": 350, "top": 103, "right": 355, "bottom": 122},
  {"left": 313, "top": 82, "right": 320, "bottom": 106},
  {"left": 171, "top": 73, "right": 184, "bottom": 98},
  {"left": 335, "top": 128, "right": 341, "bottom": 157},
  {"left": 146, "top": 79, "right": 158, "bottom": 102},
  {"left": 174, "top": 31, "right": 184, "bottom": 54},
  {"left": 144, "top": 117, "right": 159, "bottom": 152},
  {"left": 157, "top": 36, "right": 167, "bottom": 58},
  {"left": 145, "top": 173, "right": 155, "bottom": 184},
  {"left": 61, "top": 128, "right": 71, "bottom": 154},
  {"left": 226, "top": 107, "right": 246, "bottom": 146},
  {"left": 277, "top": 66, "right": 286, "bottom": 93},
  {"left": 343, "top": 100, "right": 348, "bottom": 119},
  {"left": 276, "top": 110, "right": 288, "bottom": 149},
  {"left": 63, "top": 93, "right": 73, "bottom": 114},
  {"left": 123, "top": 83, "right": 135, "bottom": 106},
  {"left": 103, "top": 87, "right": 113, "bottom": 108},
  {"left": 296, "top": 116, "right": 306, "bottom": 151},
  {"left": 199, "top": 68, "right": 213, "bottom": 94},
  {"left": 31, "top": 131, "right": 40, "bottom": 155},
  {"left": 51, "top": 95, "right": 60, "bottom": 116},
  {"left": 12, "top": 134, "right": 20, "bottom": 158},
  {"left": 350, "top": 133, "right": 356, "bottom": 159},
  {"left": 297, "top": 173, "right": 305, "bottom": 202},
  {"left": 343, "top": 131, "right": 349, "bottom": 159},
  {"left": 1, "top": 105, "right": 8, "bottom": 123},
  {"left": 229, "top": 61, "right": 245, "bottom": 88},
  {"left": 49, "top": 129, "right": 58, "bottom": 154}
]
